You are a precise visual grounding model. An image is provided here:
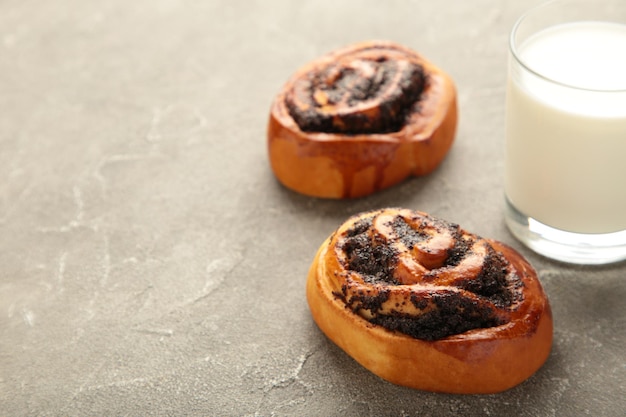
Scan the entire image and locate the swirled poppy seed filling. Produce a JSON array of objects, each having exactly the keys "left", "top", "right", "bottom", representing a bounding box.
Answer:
[
  {"left": 341, "top": 230, "right": 399, "bottom": 284},
  {"left": 389, "top": 215, "right": 430, "bottom": 249},
  {"left": 465, "top": 249, "right": 524, "bottom": 308},
  {"left": 347, "top": 289, "right": 391, "bottom": 315},
  {"left": 371, "top": 291, "right": 505, "bottom": 341},
  {"left": 336, "top": 210, "right": 525, "bottom": 341},
  {"left": 286, "top": 57, "right": 426, "bottom": 134},
  {"left": 444, "top": 233, "right": 472, "bottom": 267}
]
